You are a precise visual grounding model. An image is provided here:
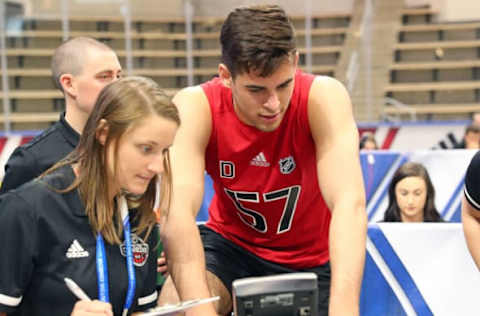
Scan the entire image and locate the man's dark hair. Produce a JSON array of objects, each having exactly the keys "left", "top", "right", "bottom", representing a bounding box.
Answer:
[{"left": 220, "top": 4, "right": 297, "bottom": 78}]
